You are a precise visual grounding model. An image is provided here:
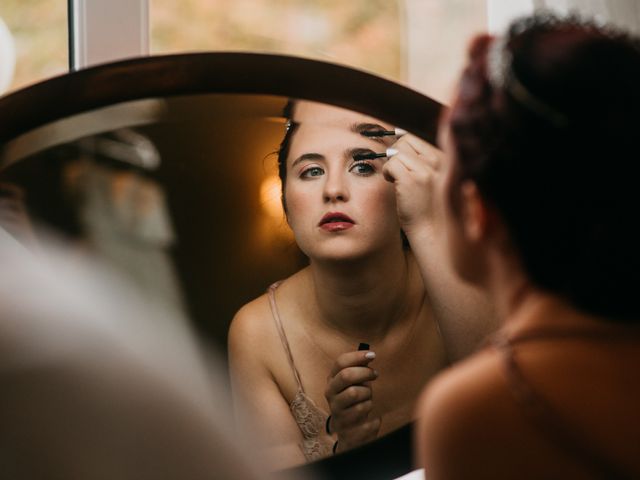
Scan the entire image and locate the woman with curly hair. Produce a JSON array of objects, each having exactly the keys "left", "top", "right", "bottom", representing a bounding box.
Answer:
[{"left": 403, "top": 13, "right": 640, "bottom": 479}]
